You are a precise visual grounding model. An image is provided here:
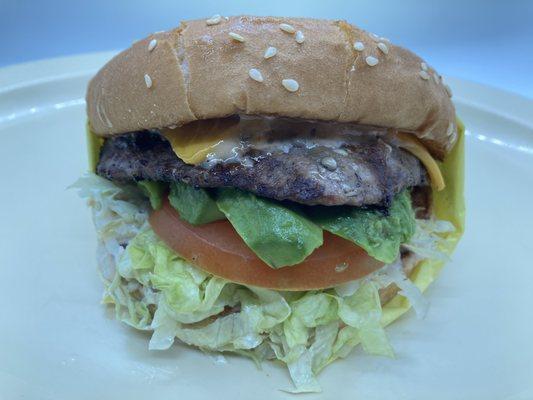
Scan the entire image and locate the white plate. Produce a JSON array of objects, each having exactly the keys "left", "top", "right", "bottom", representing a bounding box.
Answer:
[{"left": 1, "top": 53, "right": 532, "bottom": 400}]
